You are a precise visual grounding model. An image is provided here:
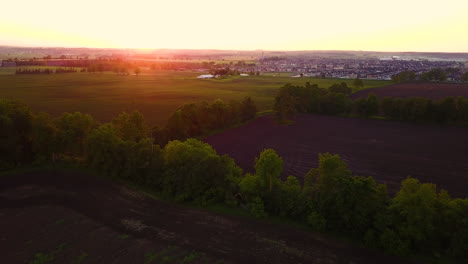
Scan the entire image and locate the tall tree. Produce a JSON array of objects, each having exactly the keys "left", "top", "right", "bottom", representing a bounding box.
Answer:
[{"left": 254, "top": 149, "right": 283, "bottom": 192}]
